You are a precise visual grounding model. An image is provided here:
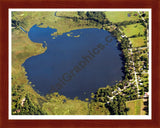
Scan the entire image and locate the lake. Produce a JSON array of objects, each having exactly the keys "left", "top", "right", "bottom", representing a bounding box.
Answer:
[{"left": 23, "top": 24, "right": 123, "bottom": 100}]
